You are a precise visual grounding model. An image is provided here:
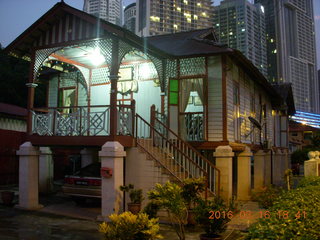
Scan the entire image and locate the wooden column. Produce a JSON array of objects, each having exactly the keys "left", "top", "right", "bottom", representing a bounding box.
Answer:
[
  {"left": 26, "top": 51, "right": 37, "bottom": 135},
  {"left": 109, "top": 38, "right": 120, "bottom": 137}
]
